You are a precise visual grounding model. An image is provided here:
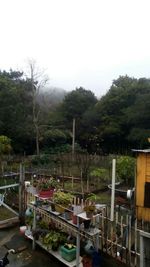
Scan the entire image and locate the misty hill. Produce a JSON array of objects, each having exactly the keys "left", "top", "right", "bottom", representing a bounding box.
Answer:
[{"left": 38, "top": 87, "right": 67, "bottom": 108}]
